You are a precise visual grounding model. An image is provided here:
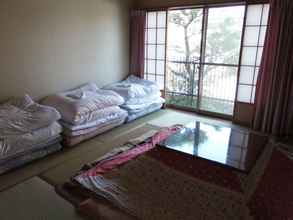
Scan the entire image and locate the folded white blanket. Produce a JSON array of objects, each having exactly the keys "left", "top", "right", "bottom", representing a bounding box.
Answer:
[
  {"left": 63, "top": 115, "right": 127, "bottom": 137},
  {"left": 125, "top": 91, "right": 162, "bottom": 105},
  {"left": 61, "top": 108, "right": 128, "bottom": 131},
  {"left": 103, "top": 75, "right": 161, "bottom": 100},
  {"left": 42, "top": 83, "right": 125, "bottom": 125},
  {"left": 0, "top": 95, "right": 61, "bottom": 137},
  {"left": 0, "top": 122, "right": 62, "bottom": 161},
  {"left": 127, "top": 103, "right": 163, "bottom": 122},
  {"left": 122, "top": 97, "right": 165, "bottom": 112},
  {"left": 66, "top": 106, "right": 125, "bottom": 126}
]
